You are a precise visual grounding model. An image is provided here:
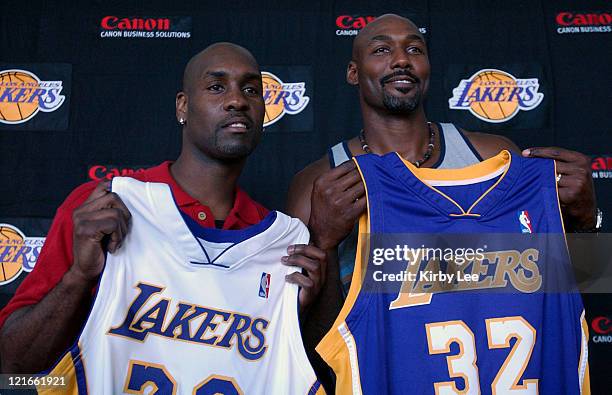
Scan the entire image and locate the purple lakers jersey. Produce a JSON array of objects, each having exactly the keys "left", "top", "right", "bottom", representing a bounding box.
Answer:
[{"left": 317, "top": 150, "right": 589, "bottom": 395}]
